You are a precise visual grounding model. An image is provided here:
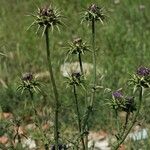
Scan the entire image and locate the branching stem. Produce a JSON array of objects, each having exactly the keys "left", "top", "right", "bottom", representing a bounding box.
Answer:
[{"left": 113, "top": 87, "right": 143, "bottom": 150}]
